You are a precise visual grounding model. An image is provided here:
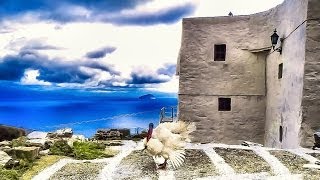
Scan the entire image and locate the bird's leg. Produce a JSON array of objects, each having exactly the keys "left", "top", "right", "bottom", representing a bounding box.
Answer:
[{"left": 158, "top": 159, "right": 167, "bottom": 169}]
